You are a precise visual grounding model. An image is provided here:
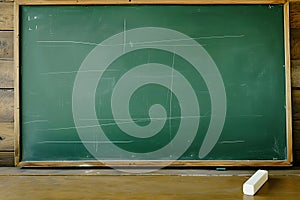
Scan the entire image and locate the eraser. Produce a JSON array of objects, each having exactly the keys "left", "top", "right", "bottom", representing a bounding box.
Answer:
[{"left": 243, "top": 170, "right": 268, "bottom": 196}]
